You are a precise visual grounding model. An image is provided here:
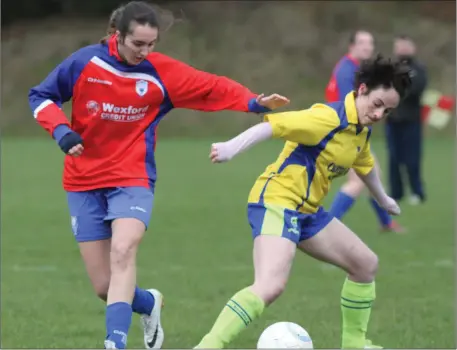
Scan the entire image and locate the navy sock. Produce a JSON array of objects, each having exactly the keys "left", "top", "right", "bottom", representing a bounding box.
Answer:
[
  {"left": 329, "top": 191, "right": 356, "bottom": 220},
  {"left": 369, "top": 197, "right": 392, "bottom": 226},
  {"left": 132, "top": 287, "right": 155, "bottom": 315},
  {"left": 105, "top": 302, "right": 132, "bottom": 349}
]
